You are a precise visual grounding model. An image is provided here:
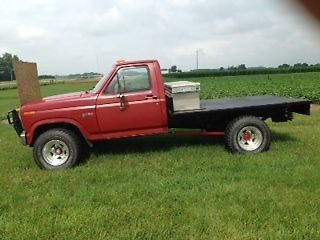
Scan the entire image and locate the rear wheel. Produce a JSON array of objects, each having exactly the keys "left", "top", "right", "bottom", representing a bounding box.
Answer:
[
  {"left": 33, "top": 128, "right": 81, "bottom": 169},
  {"left": 225, "top": 116, "right": 271, "bottom": 153}
]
